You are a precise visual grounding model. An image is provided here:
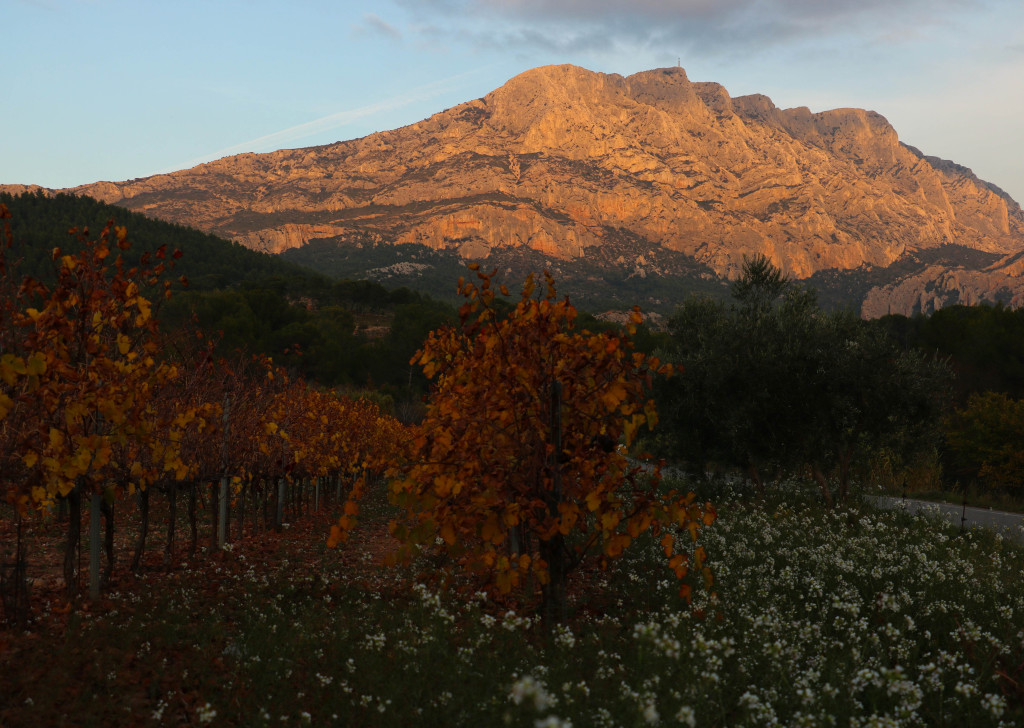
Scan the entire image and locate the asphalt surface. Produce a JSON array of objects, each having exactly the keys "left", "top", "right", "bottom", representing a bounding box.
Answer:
[
  {"left": 870, "top": 496, "right": 1024, "bottom": 543},
  {"left": 647, "top": 461, "right": 1024, "bottom": 543}
]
